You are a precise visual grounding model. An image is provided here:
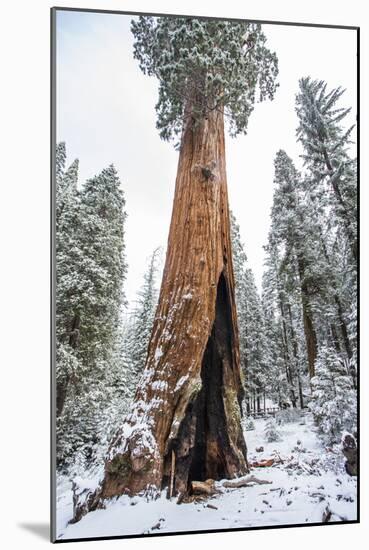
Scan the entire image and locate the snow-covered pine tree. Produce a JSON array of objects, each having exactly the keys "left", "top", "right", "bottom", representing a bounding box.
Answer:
[
  {"left": 261, "top": 267, "right": 286, "bottom": 407},
  {"left": 309, "top": 345, "right": 356, "bottom": 444},
  {"left": 56, "top": 160, "right": 128, "bottom": 471},
  {"left": 55, "top": 153, "right": 82, "bottom": 419},
  {"left": 243, "top": 267, "right": 268, "bottom": 412},
  {"left": 270, "top": 150, "right": 320, "bottom": 378},
  {"left": 295, "top": 79, "right": 357, "bottom": 382},
  {"left": 302, "top": 174, "right": 353, "bottom": 363},
  {"left": 77, "top": 164, "right": 127, "bottom": 364},
  {"left": 230, "top": 213, "right": 268, "bottom": 412},
  {"left": 296, "top": 77, "right": 357, "bottom": 264},
  {"left": 230, "top": 211, "right": 248, "bottom": 287},
  {"left": 56, "top": 141, "right": 67, "bottom": 186},
  {"left": 230, "top": 212, "right": 248, "bottom": 393},
  {"left": 264, "top": 417, "right": 281, "bottom": 442},
  {"left": 261, "top": 242, "right": 306, "bottom": 408},
  {"left": 125, "top": 247, "right": 161, "bottom": 395}
]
